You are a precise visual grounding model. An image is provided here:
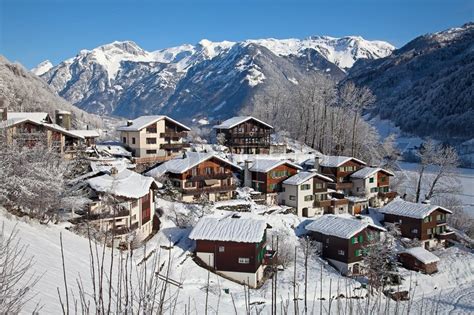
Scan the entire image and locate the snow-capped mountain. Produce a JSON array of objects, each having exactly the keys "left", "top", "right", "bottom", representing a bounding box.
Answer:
[
  {"left": 31, "top": 60, "right": 53, "bottom": 76},
  {"left": 347, "top": 22, "right": 474, "bottom": 142},
  {"left": 37, "top": 35, "right": 394, "bottom": 119}
]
